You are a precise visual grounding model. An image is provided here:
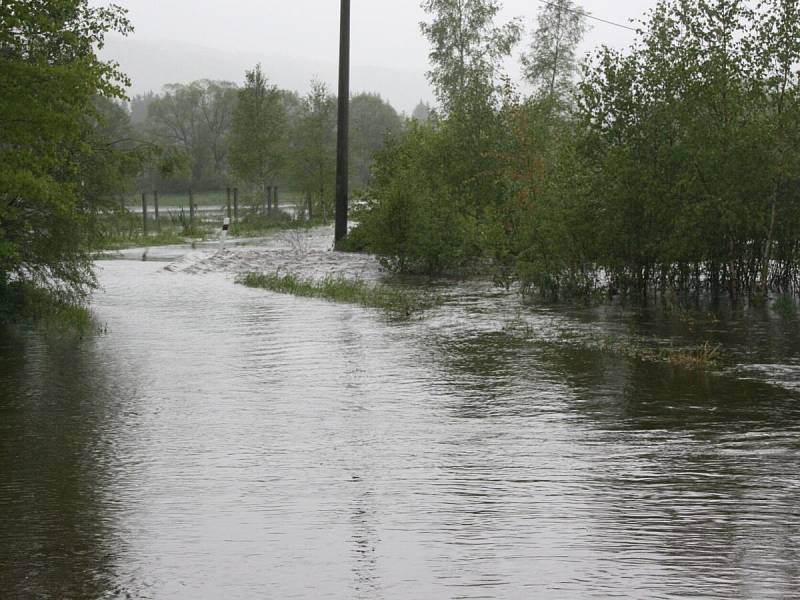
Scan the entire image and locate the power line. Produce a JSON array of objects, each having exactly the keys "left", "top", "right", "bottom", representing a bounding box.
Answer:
[{"left": 535, "top": 0, "right": 640, "bottom": 32}]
